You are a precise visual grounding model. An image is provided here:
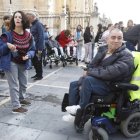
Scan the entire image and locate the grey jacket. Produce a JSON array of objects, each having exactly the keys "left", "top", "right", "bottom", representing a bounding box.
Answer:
[{"left": 87, "top": 45, "right": 135, "bottom": 84}]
